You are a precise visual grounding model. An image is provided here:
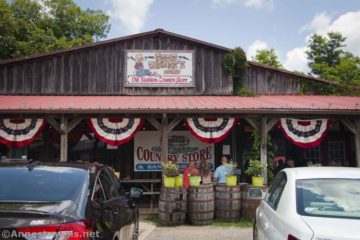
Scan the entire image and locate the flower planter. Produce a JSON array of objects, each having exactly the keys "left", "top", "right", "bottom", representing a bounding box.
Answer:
[
  {"left": 175, "top": 176, "right": 183, "bottom": 187},
  {"left": 163, "top": 177, "right": 176, "bottom": 187},
  {"left": 225, "top": 175, "right": 237, "bottom": 186},
  {"left": 252, "top": 176, "right": 264, "bottom": 187},
  {"left": 189, "top": 176, "right": 201, "bottom": 187}
]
